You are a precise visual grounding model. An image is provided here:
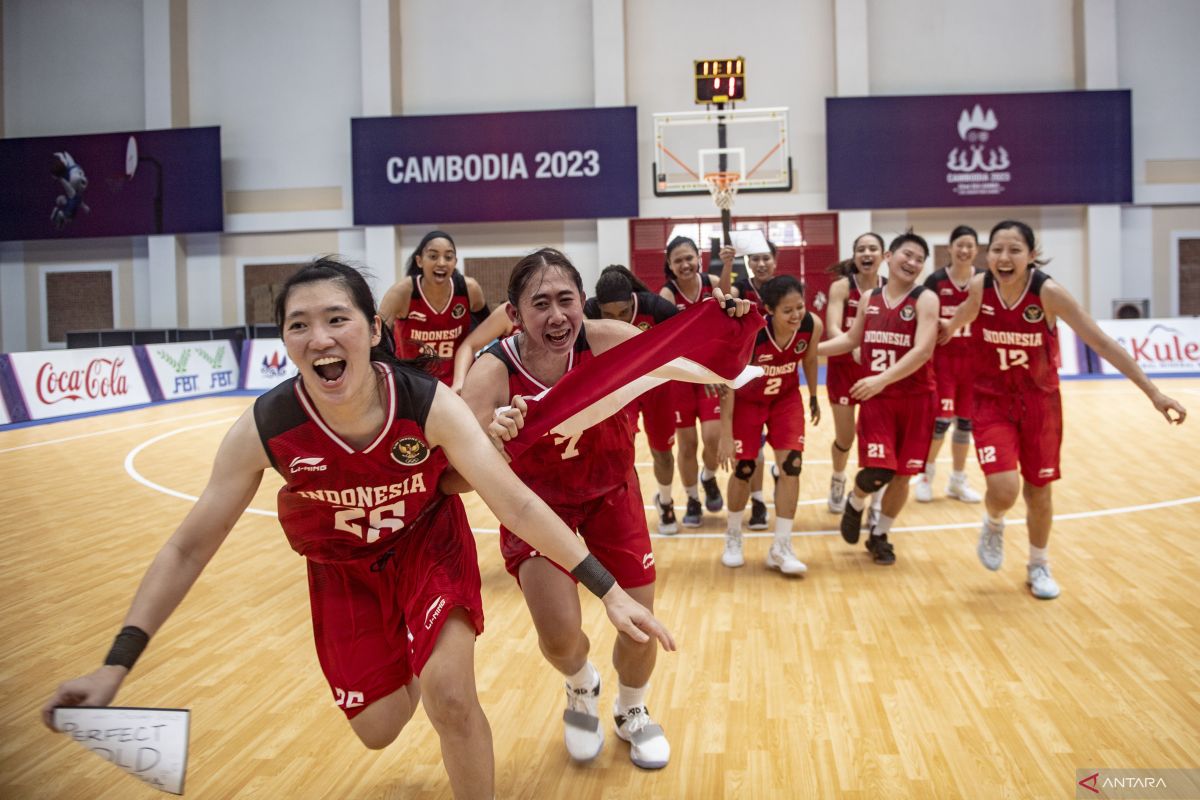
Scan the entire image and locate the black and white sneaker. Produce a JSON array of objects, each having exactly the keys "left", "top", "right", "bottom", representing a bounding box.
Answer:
[
  {"left": 840, "top": 501, "right": 864, "bottom": 544},
  {"left": 866, "top": 533, "right": 895, "bottom": 565},
  {"left": 681, "top": 497, "right": 703, "bottom": 527},
  {"left": 613, "top": 702, "right": 670, "bottom": 769},
  {"left": 748, "top": 498, "right": 769, "bottom": 530},
  {"left": 701, "top": 475, "right": 724, "bottom": 512},
  {"left": 656, "top": 497, "right": 678, "bottom": 535}
]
